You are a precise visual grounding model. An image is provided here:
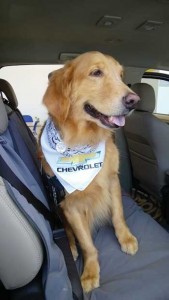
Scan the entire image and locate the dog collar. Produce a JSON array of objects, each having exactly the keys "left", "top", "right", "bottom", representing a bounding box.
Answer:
[{"left": 41, "top": 118, "right": 105, "bottom": 193}]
